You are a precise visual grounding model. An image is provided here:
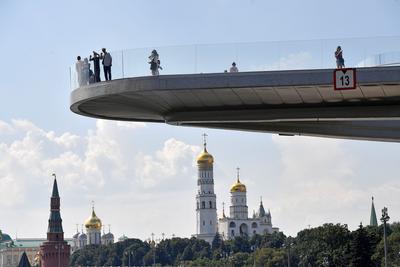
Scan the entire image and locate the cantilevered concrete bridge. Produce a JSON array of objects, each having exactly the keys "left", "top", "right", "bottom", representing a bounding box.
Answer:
[{"left": 71, "top": 66, "right": 400, "bottom": 142}]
